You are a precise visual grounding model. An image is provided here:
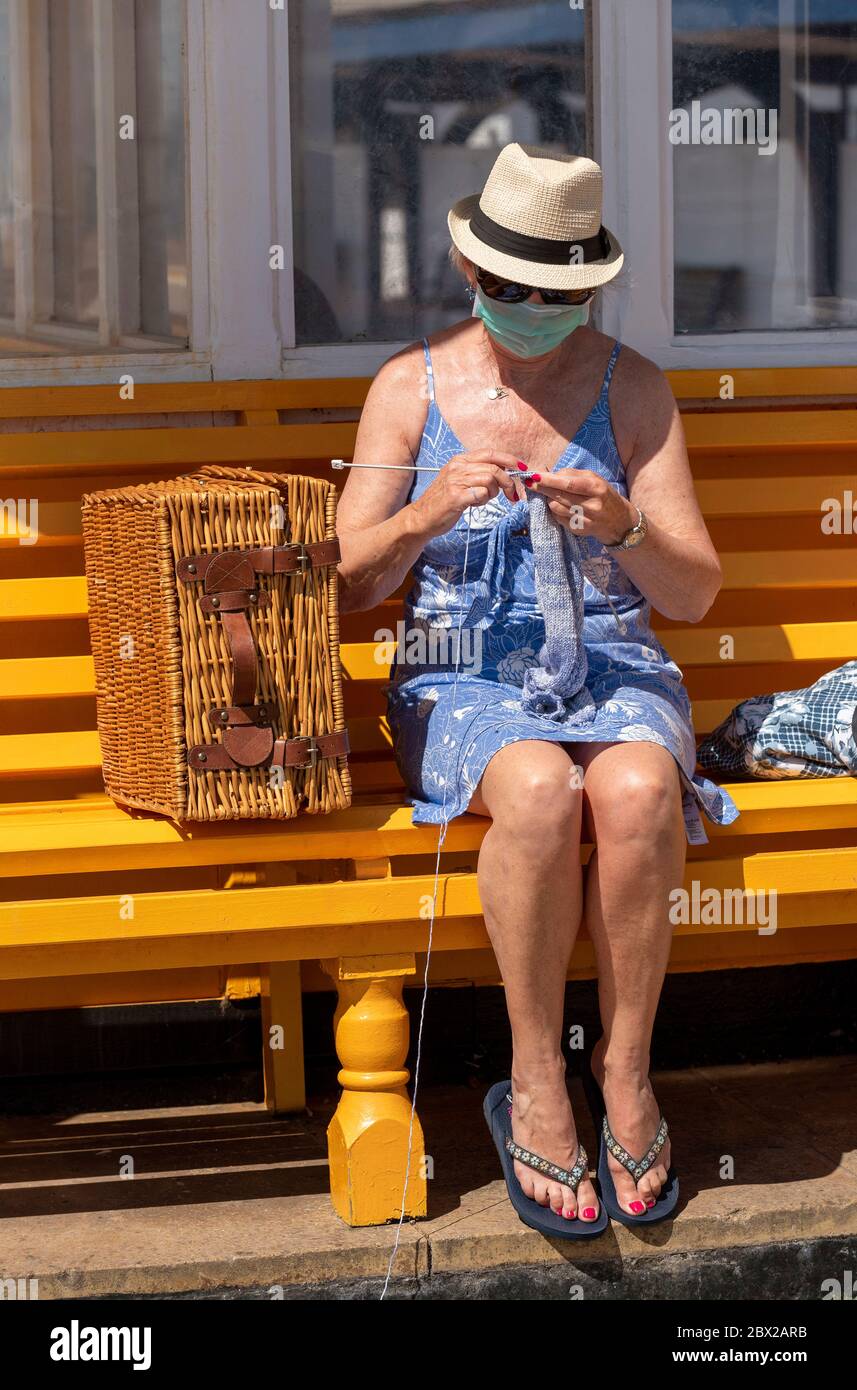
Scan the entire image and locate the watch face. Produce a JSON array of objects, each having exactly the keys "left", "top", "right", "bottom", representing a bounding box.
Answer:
[{"left": 623, "top": 512, "right": 647, "bottom": 548}]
